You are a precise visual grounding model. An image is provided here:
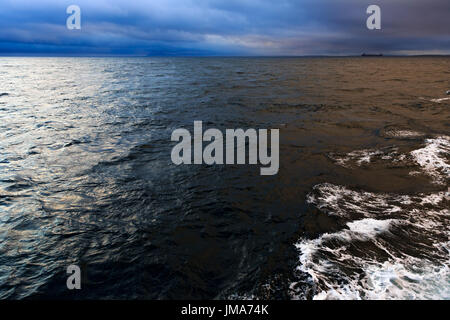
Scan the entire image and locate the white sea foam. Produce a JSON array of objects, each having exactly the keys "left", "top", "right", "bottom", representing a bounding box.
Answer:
[
  {"left": 296, "top": 135, "right": 449, "bottom": 299},
  {"left": 420, "top": 192, "right": 447, "bottom": 205},
  {"left": 430, "top": 97, "right": 450, "bottom": 103},
  {"left": 306, "top": 183, "right": 415, "bottom": 218},
  {"left": 346, "top": 218, "right": 394, "bottom": 237},
  {"left": 420, "top": 96, "right": 450, "bottom": 103},
  {"left": 312, "top": 257, "right": 450, "bottom": 300},
  {"left": 411, "top": 136, "right": 450, "bottom": 185},
  {"left": 227, "top": 293, "right": 257, "bottom": 300},
  {"left": 329, "top": 147, "right": 407, "bottom": 168},
  {"left": 384, "top": 130, "right": 424, "bottom": 138},
  {"left": 331, "top": 135, "right": 449, "bottom": 185},
  {"left": 294, "top": 183, "right": 450, "bottom": 300},
  {"left": 264, "top": 134, "right": 450, "bottom": 300},
  {"left": 330, "top": 149, "right": 385, "bottom": 167},
  {"left": 293, "top": 218, "right": 399, "bottom": 299}
]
